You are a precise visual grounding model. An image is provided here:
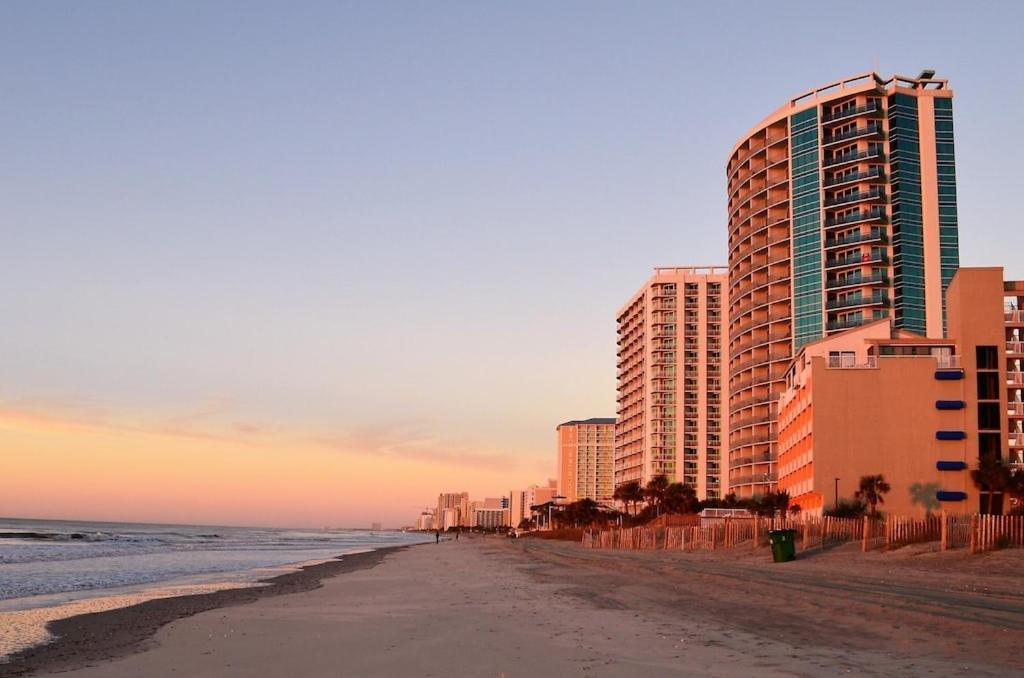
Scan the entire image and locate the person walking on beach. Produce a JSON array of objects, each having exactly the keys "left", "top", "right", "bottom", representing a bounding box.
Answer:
[
  {"left": 435, "top": 530, "right": 440, "bottom": 544},
  {"left": 455, "top": 529, "right": 459, "bottom": 541}
]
